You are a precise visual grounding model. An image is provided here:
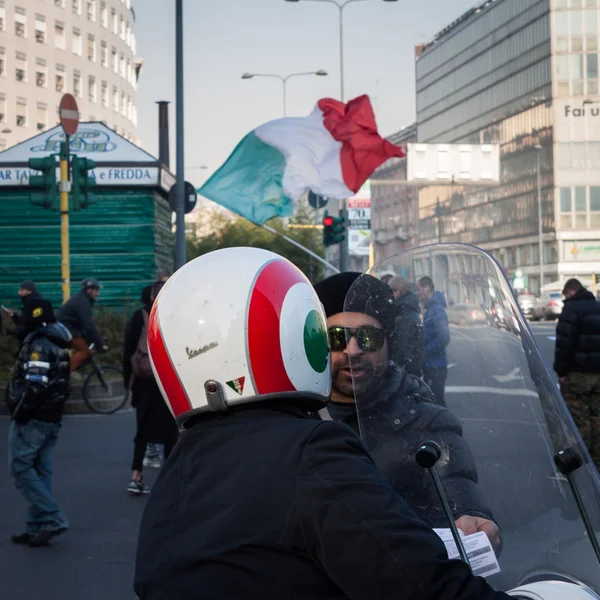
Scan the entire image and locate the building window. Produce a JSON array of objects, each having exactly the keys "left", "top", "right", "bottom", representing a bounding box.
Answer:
[
  {"left": 101, "top": 80, "right": 108, "bottom": 106},
  {"left": 126, "top": 22, "right": 131, "bottom": 46},
  {"left": 35, "top": 15, "right": 46, "bottom": 43},
  {"left": 0, "top": 50, "right": 5, "bottom": 78},
  {"left": 87, "top": 35, "right": 96, "bottom": 62},
  {"left": 111, "top": 8, "right": 117, "bottom": 34},
  {"left": 591, "top": 187, "right": 600, "bottom": 227},
  {"left": 72, "top": 29, "right": 82, "bottom": 55},
  {"left": 55, "top": 0, "right": 65, "bottom": 7},
  {"left": 55, "top": 72, "right": 65, "bottom": 92},
  {"left": 55, "top": 22, "right": 66, "bottom": 50},
  {"left": 0, "top": 97, "right": 6, "bottom": 124},
  {"left": 121, "top": 91, "right": 126, "bottom": 115},
  {"left": 126, "top": 60, "right": 131, "bottom": 83},
  {"left": 120, "top": 53, "right": 125, "bottom": 78},
  {"left": 100, "top": 41, "right": 107, "bottom": 67},
  {"left": 120, "top": 14, "right": 125, "bottom": 39},
  {"left": 72, "top": 0, "right": 80, "bottom": 15},
  {"left": 14, "top": 10, "right": 26, "bottom": 38},
  {"left": 86, "top": 0, "right": 95, "bottom": 21},
  {"left": 112, "top": 86, "right": 118, "bottom": 112},
  {"left": 111, "top": 46, "right": 117, "bottom": 72},
  {"left": 73, "top": 73, "right": 81, "bottom": 98},
  {"left": 36, "top": 65, "right": 47, "bottom": 88},
  {"left": 16, "top": 101, "right": 27, "bottom": 127},
  {"left": 15, "top": 54, "right": 26, "bottom": 83},
  {"left": 88, "top": 75, "right": 96, "bottom": 102},
  {"left": 100, "top": 1, "right": 107, "bottom": 27},
  {"left": 0, "top": 5, "right": 5, "bottom": 32},
  {"left": 574, "top": 186, "right": 587, "bottom": 229},
  {"left": 36, "top": 103, "right": 47, "bottom": 132}
]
